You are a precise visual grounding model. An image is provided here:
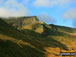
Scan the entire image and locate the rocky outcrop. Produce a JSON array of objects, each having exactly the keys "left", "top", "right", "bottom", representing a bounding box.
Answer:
[
  {"left": 3, "top": 16, "right": 38, "bottom": 29},
  {"left": 2, "top": 16, "right": 58, "bottom": 34}
]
